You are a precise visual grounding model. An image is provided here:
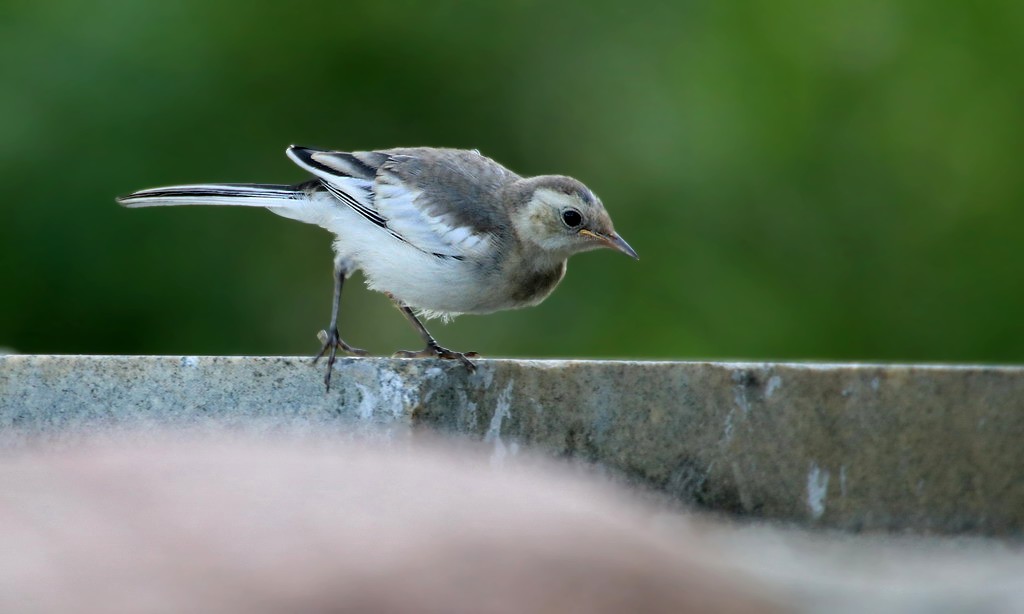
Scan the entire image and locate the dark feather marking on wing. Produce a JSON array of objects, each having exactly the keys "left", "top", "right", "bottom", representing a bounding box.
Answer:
[
  {"left": 322, "top": 180, "right": 464, "bottom": 260},
  {"left": 321, "top": 180, "right": 438, "bottom": 251},
  {"left": 290, "top": 147, "right": 337, "bottom": 176},
  {"left": 322, "top": 182, "right": 388, "bottom": 228},
  {"left": 334, "top": 153, "right": 379, "bottom": 180},
  {"left": 293, "top": 147, "right": 384, "bottom": 182}
]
